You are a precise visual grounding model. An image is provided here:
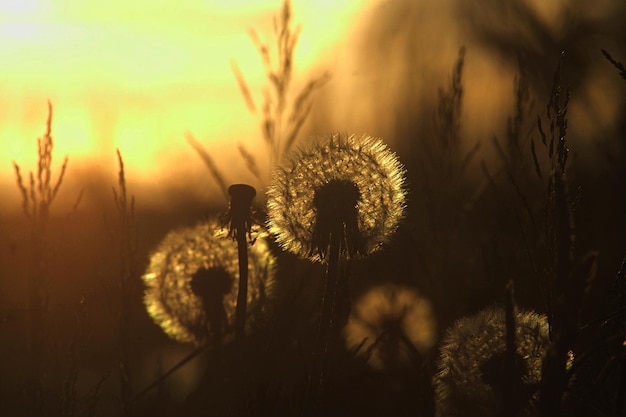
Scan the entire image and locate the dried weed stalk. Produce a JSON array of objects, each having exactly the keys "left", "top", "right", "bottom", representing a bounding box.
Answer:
[
  {"left": 601, "top": 49, "right": 626, "bottom": 81},
  {"left": 13, "top": 101, "right": 69, "bottom": 226},
  {"left": 185, "top": 133, "right": 230, "bottom": 201},
  {"left": 529, "top": 54, "right": 595, "bottom": 417},
  {"left": 12, "top": 100, "right": 68, "bottom": 406},
  {"left": 232, "top": 0, "right": 330, "bottom": 175},
  {"left": 493, "top": 57, "right": 534, "bottom": 180},
  {"left": 188, "top": 0, "right": 328, "bottom": 199},
  {"left": 112, "top": 149, "right": 137, "bottom": 417},
  {"left": 431, "top": 46, "right": 479, "bottom": 176}
]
